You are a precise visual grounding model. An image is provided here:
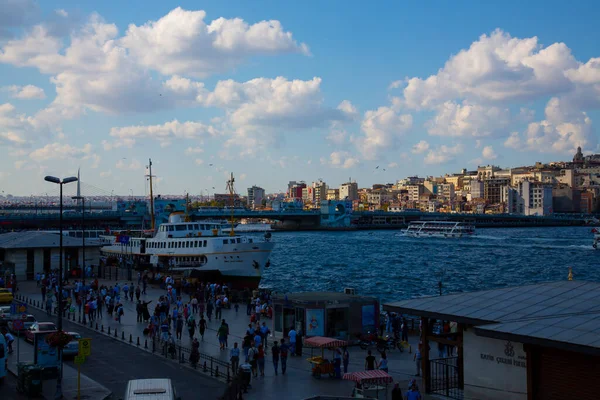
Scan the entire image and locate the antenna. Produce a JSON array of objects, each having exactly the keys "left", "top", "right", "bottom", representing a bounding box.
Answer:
[
  {"left": 226, "top": 173, "right": 236, "bottom": 237},
  {"left": 146, "top": 159, "right": 155, "bottom": 231}
]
